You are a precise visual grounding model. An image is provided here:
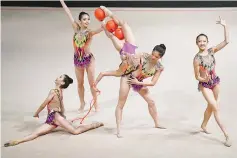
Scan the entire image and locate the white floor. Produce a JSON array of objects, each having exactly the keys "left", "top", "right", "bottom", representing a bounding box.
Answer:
[{"left": 1, "top": 7, "right": 237, "bottom": 158}]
